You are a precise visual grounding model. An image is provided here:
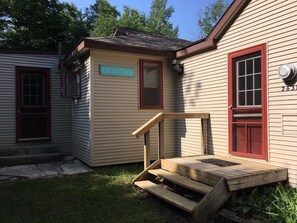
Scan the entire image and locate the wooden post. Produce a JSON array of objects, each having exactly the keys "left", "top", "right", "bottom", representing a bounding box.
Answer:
[
  {"left": 201, "top": 118, "right": 207, "bottom": 155},
  {"left": 158, "top": 120, "right": 165, "bottom": 159},
  {"left": 144, "top": 131, "right": 150, "bottom": 169}
]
